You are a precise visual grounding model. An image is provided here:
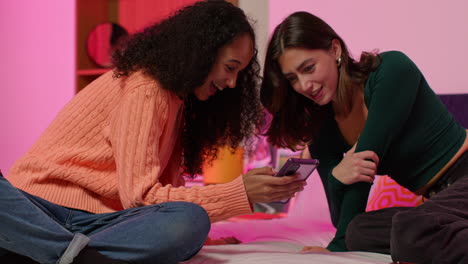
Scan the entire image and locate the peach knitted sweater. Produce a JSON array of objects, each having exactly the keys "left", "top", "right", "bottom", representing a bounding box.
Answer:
[{"left": 8, "top": 71, "right": 251, "bottom": 222}]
